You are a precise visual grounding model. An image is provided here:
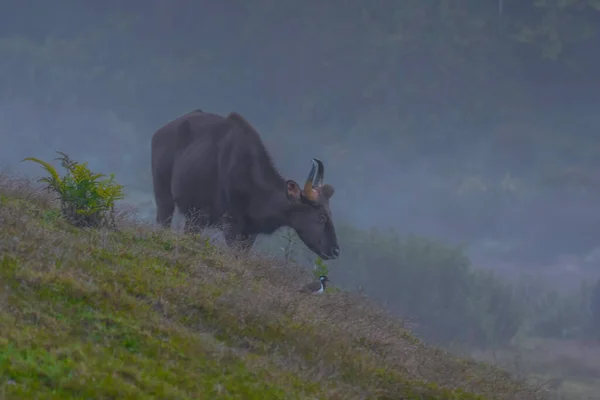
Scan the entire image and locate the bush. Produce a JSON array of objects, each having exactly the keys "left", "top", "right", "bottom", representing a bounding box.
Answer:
[
  {"left": 526, "top": 282, "right": 593, "bottom": 340},
  {"left": 332, "top": 226, "right": 523, "bottom": 348},
  {"left": 22, "top": 151, "right": 124, "bottom": 228}
]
